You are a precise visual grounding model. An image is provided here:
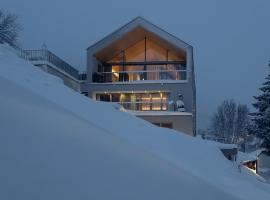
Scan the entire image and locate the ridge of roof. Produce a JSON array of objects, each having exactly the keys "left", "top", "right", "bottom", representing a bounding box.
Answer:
[{"left": 87, "top": 16, "right": 192, "bottom": 51}]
